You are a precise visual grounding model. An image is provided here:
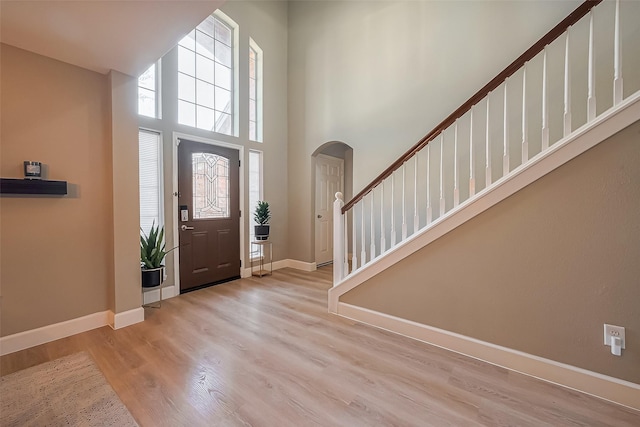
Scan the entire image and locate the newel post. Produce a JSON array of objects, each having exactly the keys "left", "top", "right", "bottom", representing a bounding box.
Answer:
[{"left": 333, "top": 192, "right": 345, "bottom": 285}]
